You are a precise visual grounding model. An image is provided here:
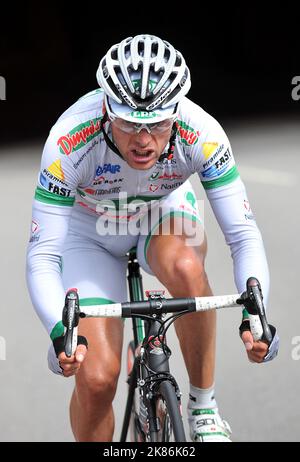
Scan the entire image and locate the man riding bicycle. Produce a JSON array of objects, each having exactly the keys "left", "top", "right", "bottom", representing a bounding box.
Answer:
[{"left": 26, "top": 34, "right": 278, "bottom": 442}]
